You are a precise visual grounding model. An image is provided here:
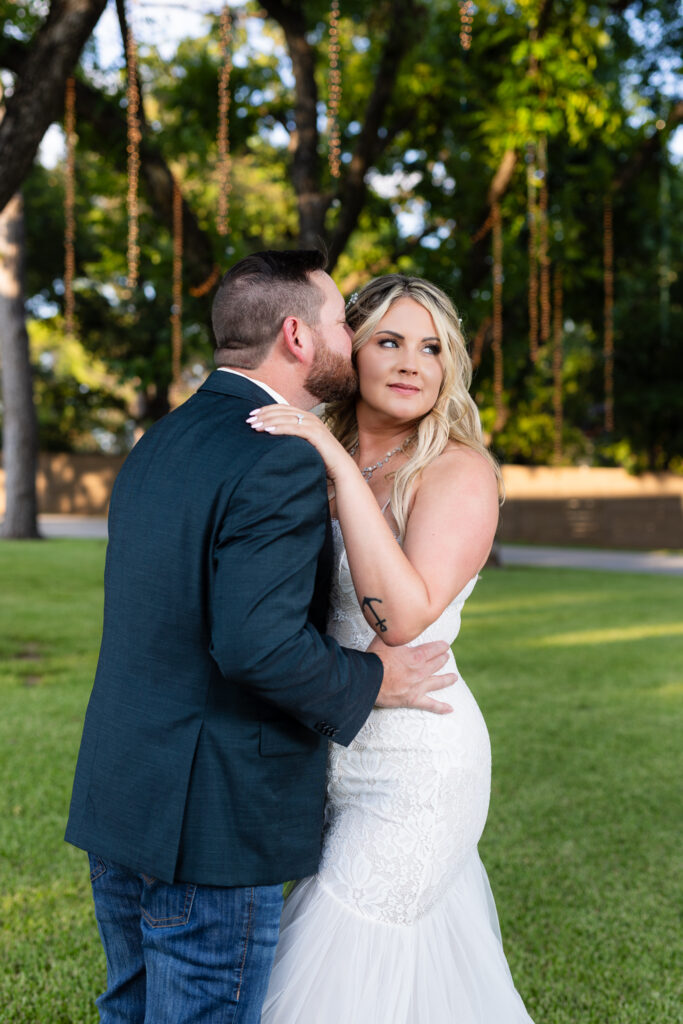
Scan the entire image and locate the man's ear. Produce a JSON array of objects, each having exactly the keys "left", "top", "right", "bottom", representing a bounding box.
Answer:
[{"left": 282, "top": 316, "right": 314, "bottom": 365}]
